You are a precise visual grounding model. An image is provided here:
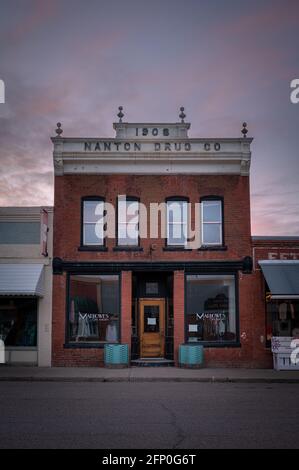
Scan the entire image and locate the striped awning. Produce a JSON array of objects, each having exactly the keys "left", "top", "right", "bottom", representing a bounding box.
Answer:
[
  {"left": 0, "top": 264, "right": 44, "bottom": 297},
  {"left": 259, "top": 260, "right": 299, "bottom": 300}
]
